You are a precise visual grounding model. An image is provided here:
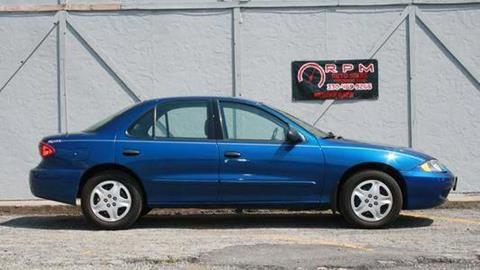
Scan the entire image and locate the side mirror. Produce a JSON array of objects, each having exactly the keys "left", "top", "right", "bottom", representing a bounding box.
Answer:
[{"left": 286, "top": 128, "right": 303, "bottom": 144}]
